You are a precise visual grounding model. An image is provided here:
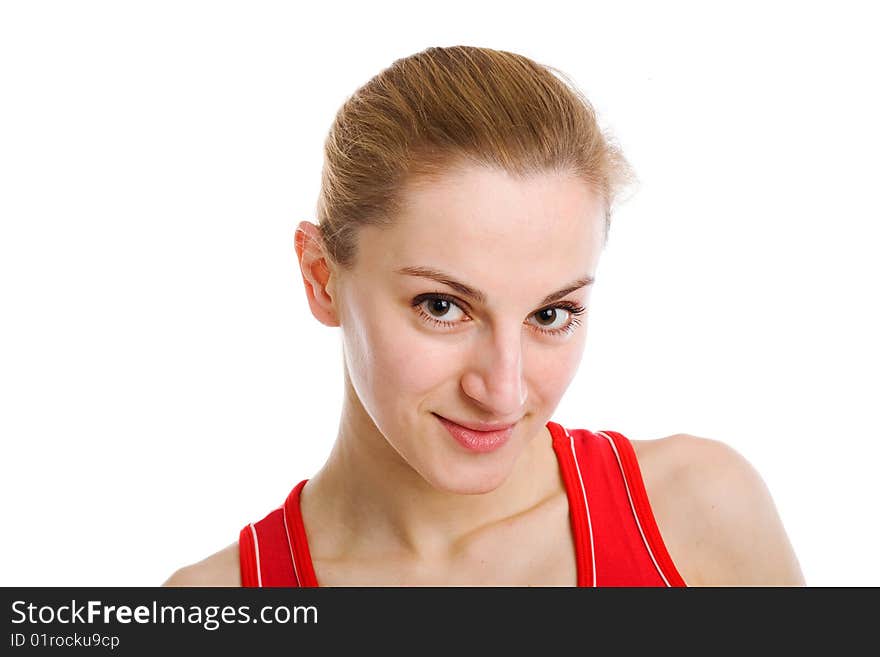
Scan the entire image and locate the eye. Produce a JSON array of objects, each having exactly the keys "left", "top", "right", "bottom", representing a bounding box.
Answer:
[
  {"left": 413, "top": 295, "right": 469, "bottom": 327},
  {"left": 531, "top": 306, "right": 576, "bottom": 333},
  {"left": 411, "top": 293, "right": 586, "bottom": 337},
  {"left": 527, "top": 302, "right": 586, "bottom": 336}
]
